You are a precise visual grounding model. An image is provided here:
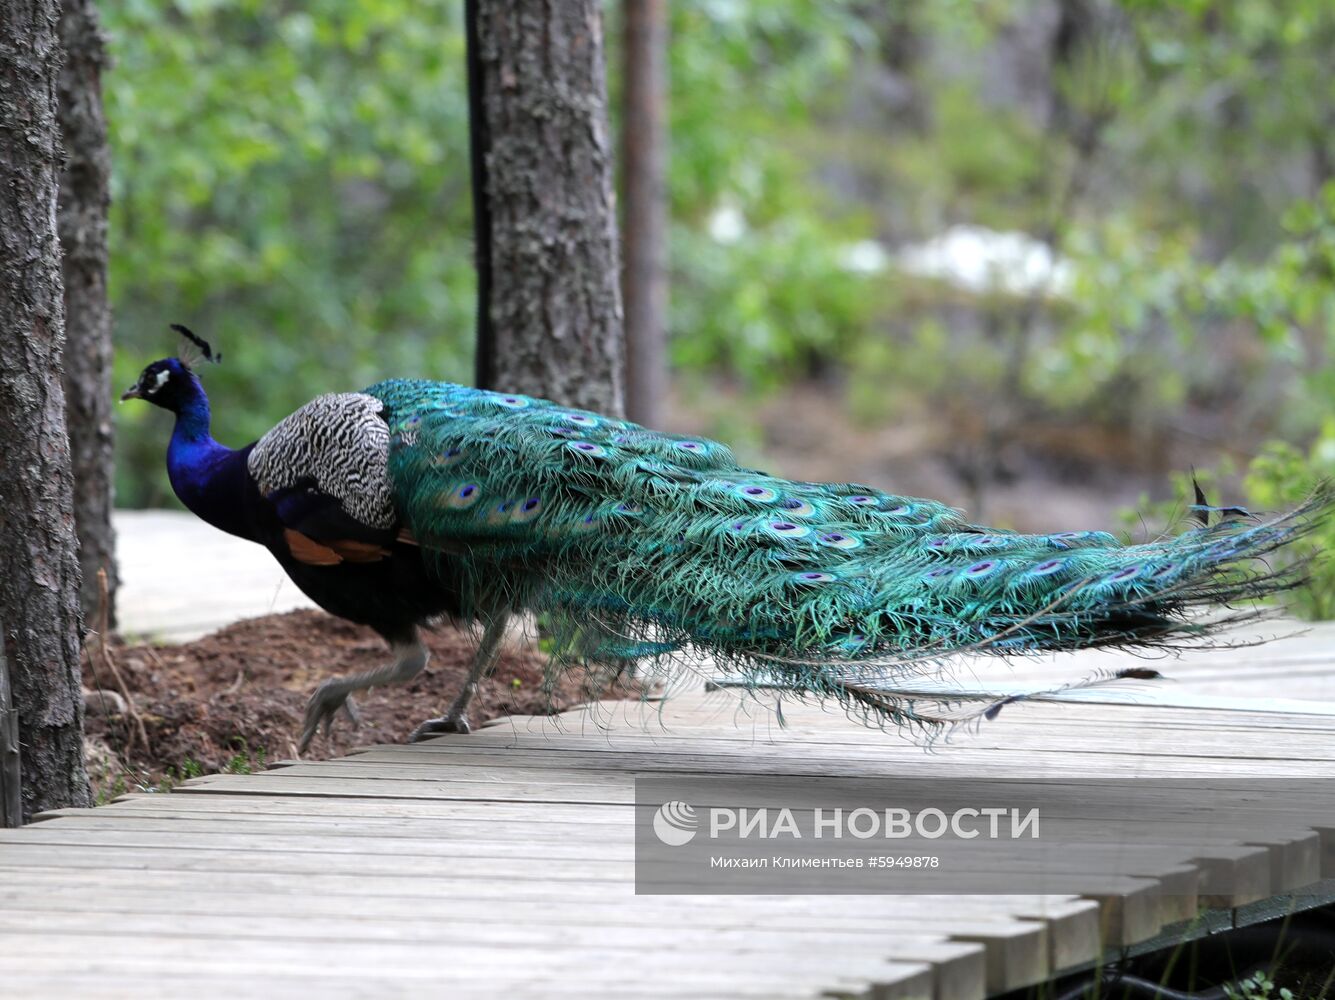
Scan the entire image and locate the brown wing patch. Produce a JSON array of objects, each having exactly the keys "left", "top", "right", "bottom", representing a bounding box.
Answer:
[
  {"left": 283, "top": 530, "right": 391, "bottom": 566},
  {"left": 330, "top": 539, "right": 393, "bottom": 563},
  {"left": 284, "top": 529, "right": 342, "bottom": 566}
]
